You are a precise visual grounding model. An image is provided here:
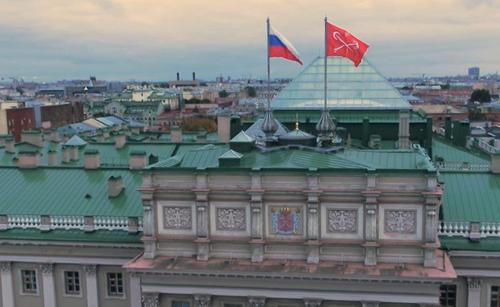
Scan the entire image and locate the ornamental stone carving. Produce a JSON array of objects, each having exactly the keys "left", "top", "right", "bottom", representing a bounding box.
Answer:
[
  {"left": 40, "top": 263, "right": 54, "bottom": 274},
  {"left": 216, "top": 208, "right": 246, "bottom": 231},
  {"left": 384, "top": 210, "right": 416, "bottom": 234},
  {"left": 194, "top": 294, "right": 211, "bottom": 307},
  {"left": 83, "top": 264, "right": 97, "bottom": 276},
  {"left": 142, "top": 292, "right": 159, "bottom": 307},
  {"left": 164, "top": 207, "right": 192, "bottom": 230},
  {"left": 0, "top": 262, "right": 11, "bottom": 272},
  {"left": 327, "top": 209, "right": 357, "bottom": 233}
]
